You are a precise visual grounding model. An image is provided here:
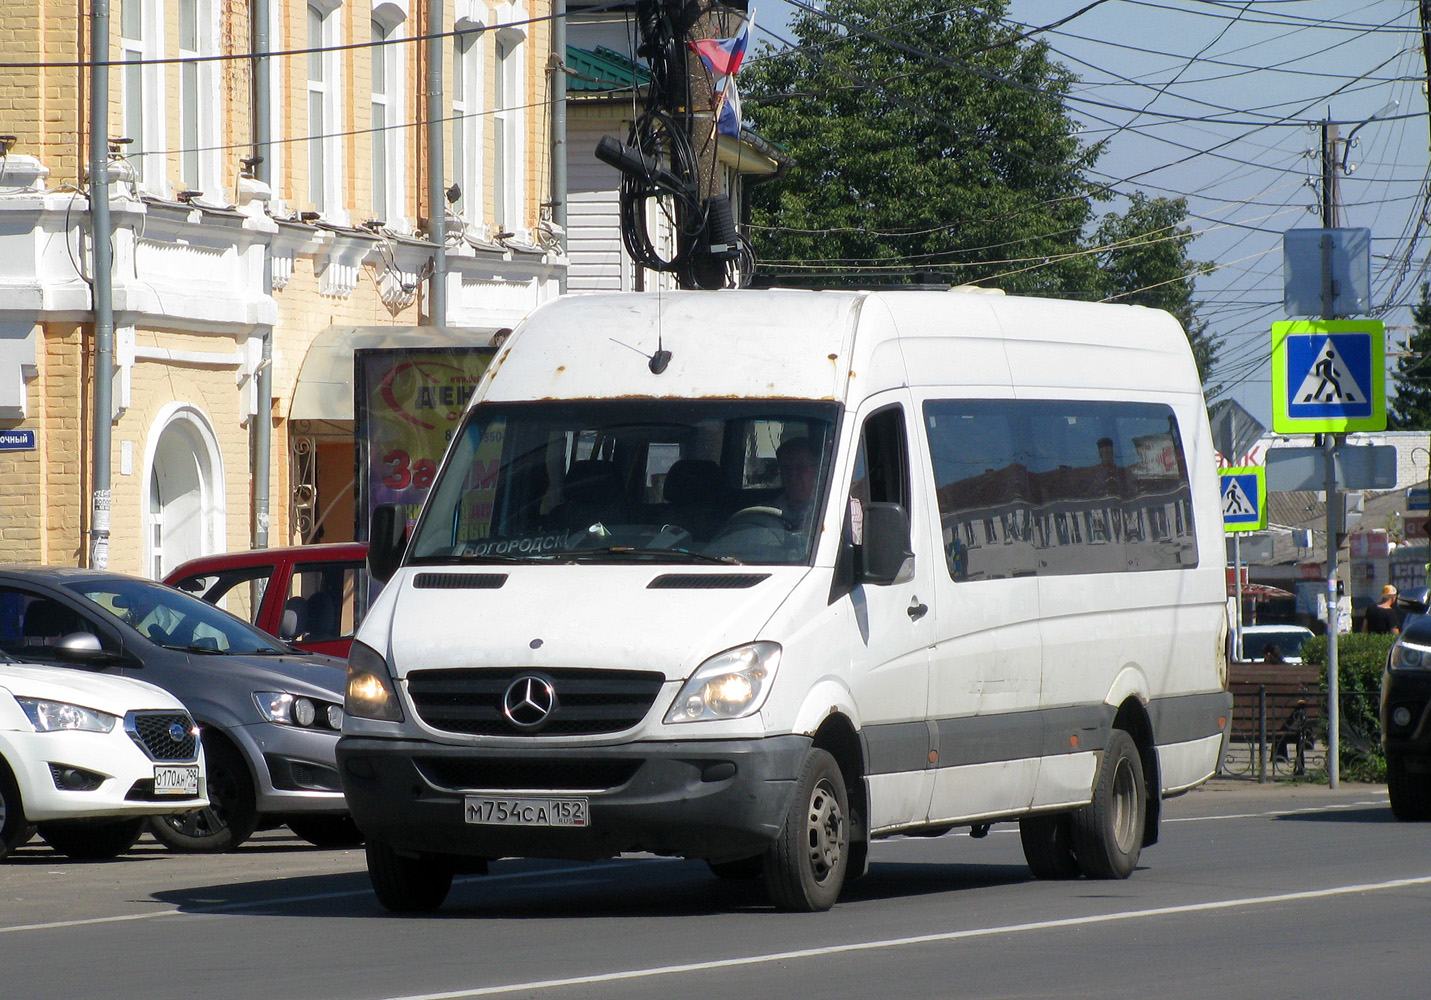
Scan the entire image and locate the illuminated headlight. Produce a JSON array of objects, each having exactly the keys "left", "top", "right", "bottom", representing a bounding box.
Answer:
[
  {"left": 1391, "top": 644, "right": 1431, "bottom": 670},
  {"left": 345, "top": 641, "right": 404, "bottom": 722},
  {"left": 253, "top": 691, "right": 342, "bottom": 729},
  {"left": 16, "top": 698, "right": 117, "bottom": 733},
  {"left": 665, "top": 642, "right": 781, "bottom": 723}
]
